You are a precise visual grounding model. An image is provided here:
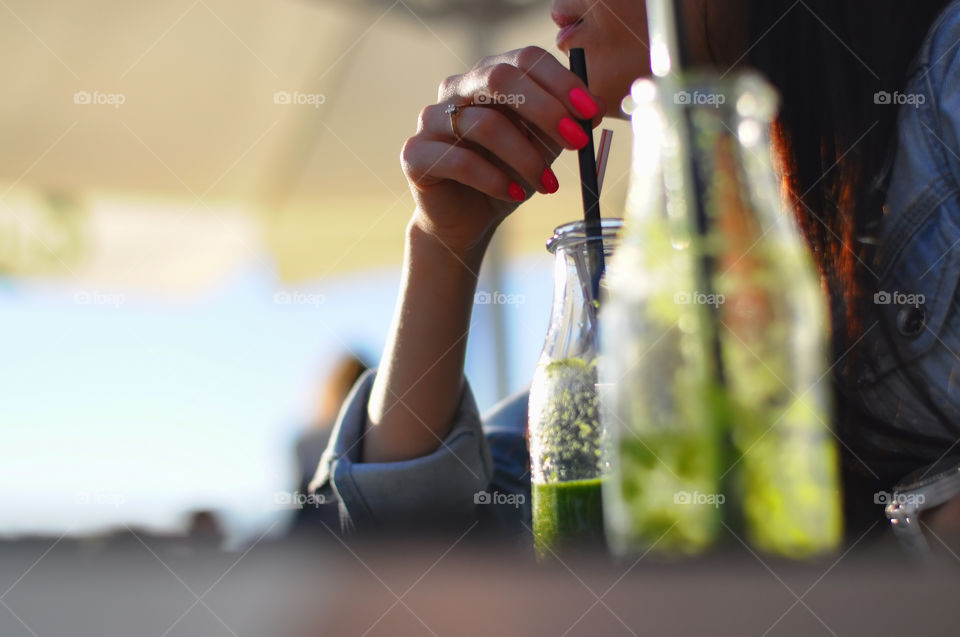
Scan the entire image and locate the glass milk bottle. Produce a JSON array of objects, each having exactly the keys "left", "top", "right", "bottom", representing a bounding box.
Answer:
[{"left": 528, "top": 219, "right": 621, "bottom": 558}]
